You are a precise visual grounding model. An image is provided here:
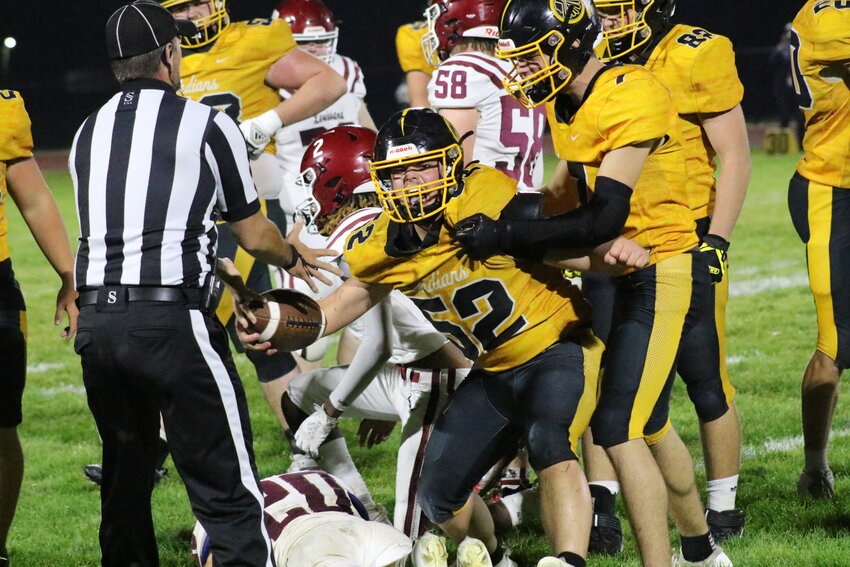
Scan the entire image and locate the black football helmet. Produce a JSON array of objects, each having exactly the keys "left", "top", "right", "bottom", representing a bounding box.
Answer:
[
  {"left": 496, "top": 0, "right": 601, "bottom": 108},
  {"left": 595, "top": 0, "right": 676, "bottom": 61},
  {"left": 370, "top": 108, "right": 463, "bottom": 223}
]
